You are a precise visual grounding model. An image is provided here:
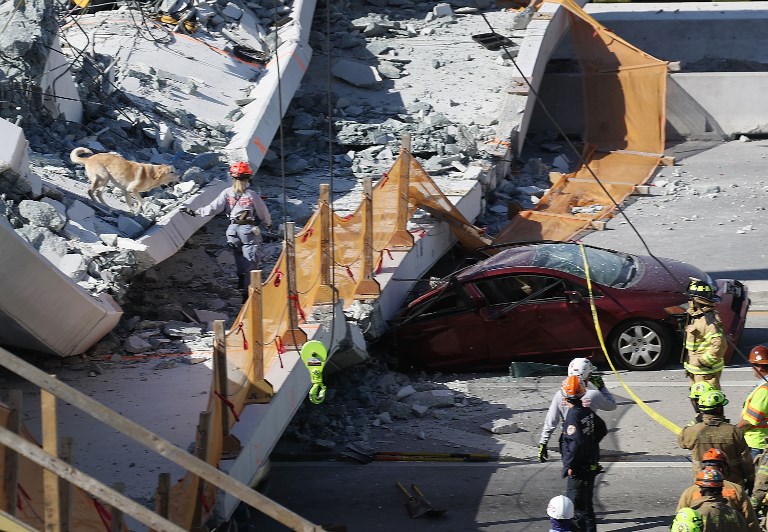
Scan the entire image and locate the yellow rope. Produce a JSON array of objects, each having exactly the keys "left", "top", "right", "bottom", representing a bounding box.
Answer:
[{"left": 578, "top": 242, "right": 682, "bottom": 435}]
